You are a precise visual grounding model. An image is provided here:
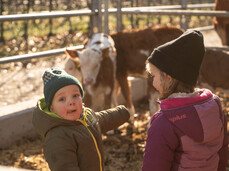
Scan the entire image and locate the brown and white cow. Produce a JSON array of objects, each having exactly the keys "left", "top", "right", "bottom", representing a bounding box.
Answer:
[
  {"left": 214, "top": 0, "right": 229, "bottom": 45},
  {"left": 65, "top": 33, "right": 117, "bottom": 112},
  {"left": 111, "top": 26, "right": 184, "bottom": 115}
]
